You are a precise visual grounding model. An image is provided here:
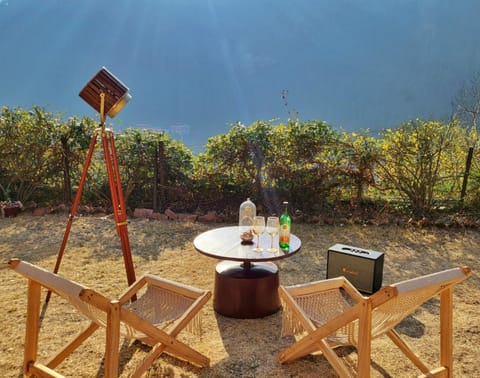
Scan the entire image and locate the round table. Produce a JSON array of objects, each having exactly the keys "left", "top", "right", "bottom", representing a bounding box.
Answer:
[{"left": 193, "top": 226, "right": 301, "bottom": 318}]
